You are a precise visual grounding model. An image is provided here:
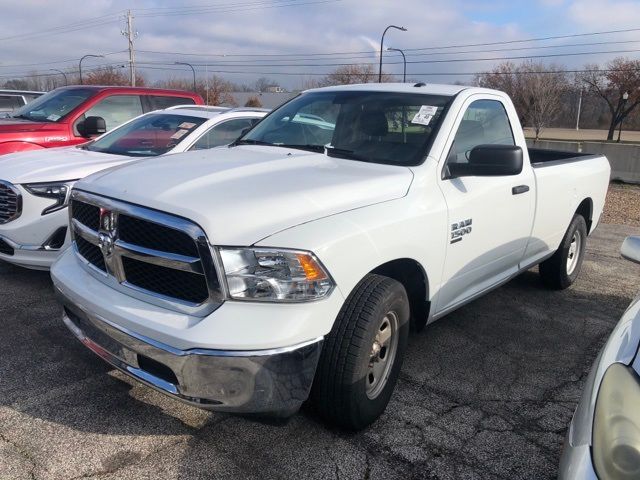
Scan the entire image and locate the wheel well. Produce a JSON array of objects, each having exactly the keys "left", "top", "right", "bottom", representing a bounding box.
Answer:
[
  {"left": 370, "top": 258, "right": 430, "bottom": 331},
  {"left": 576, "top": 198, "right": 593, "bottom": 233}
]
